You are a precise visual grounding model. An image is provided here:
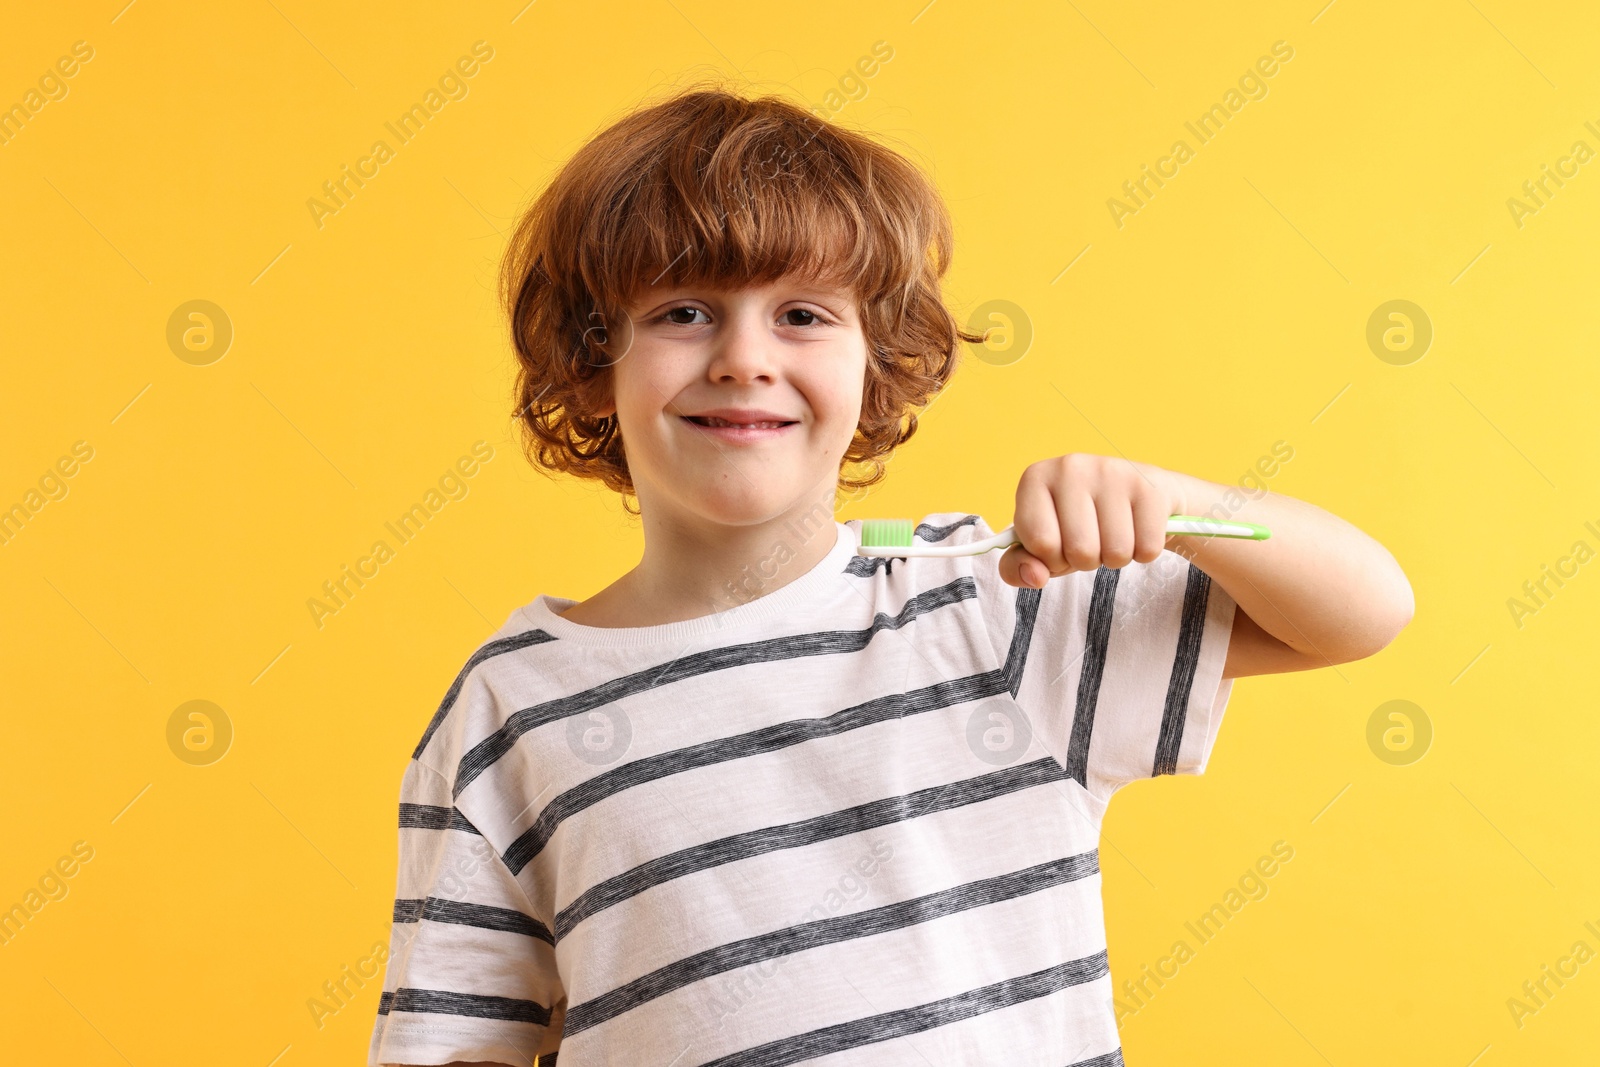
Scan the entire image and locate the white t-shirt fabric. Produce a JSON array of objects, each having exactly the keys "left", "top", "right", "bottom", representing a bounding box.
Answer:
[{"left": 368, "top": 512, "right": 1238, "bottom": 1067}]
